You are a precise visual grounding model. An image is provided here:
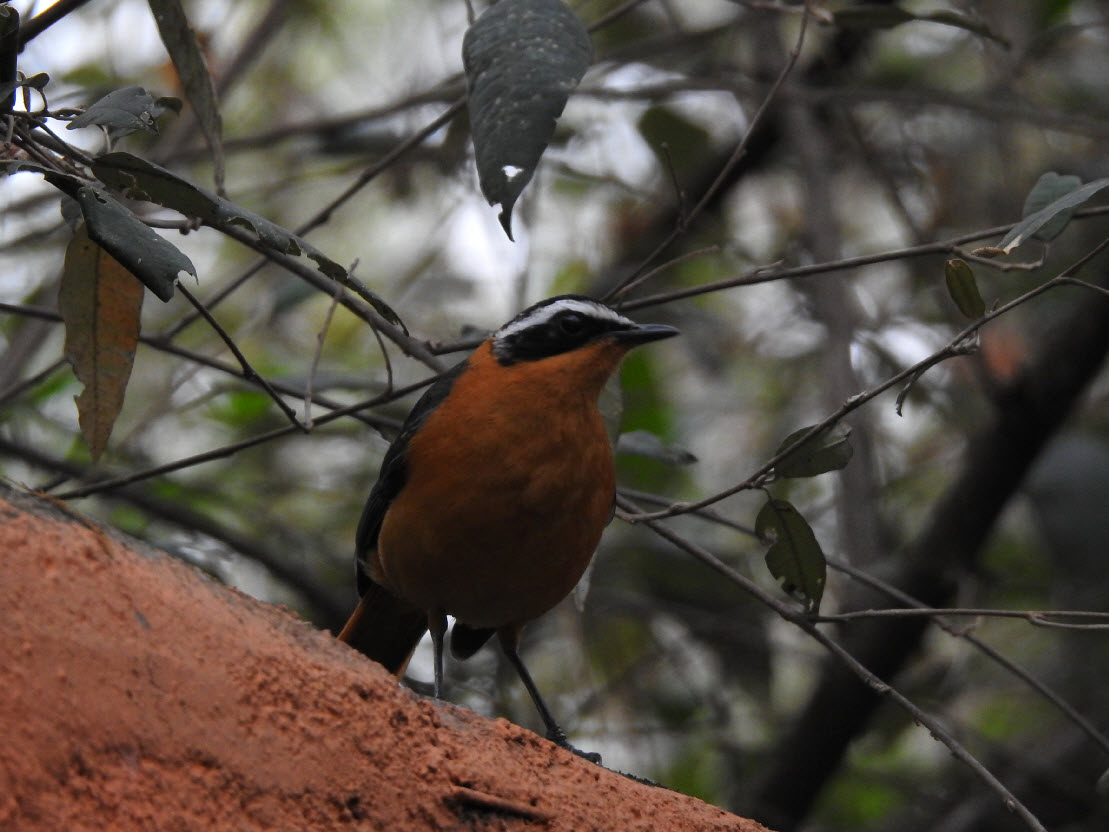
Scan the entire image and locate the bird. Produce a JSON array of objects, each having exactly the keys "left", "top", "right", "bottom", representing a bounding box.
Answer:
[{"left": 337, "top": 294, "right": 678, "bottom": 760}]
